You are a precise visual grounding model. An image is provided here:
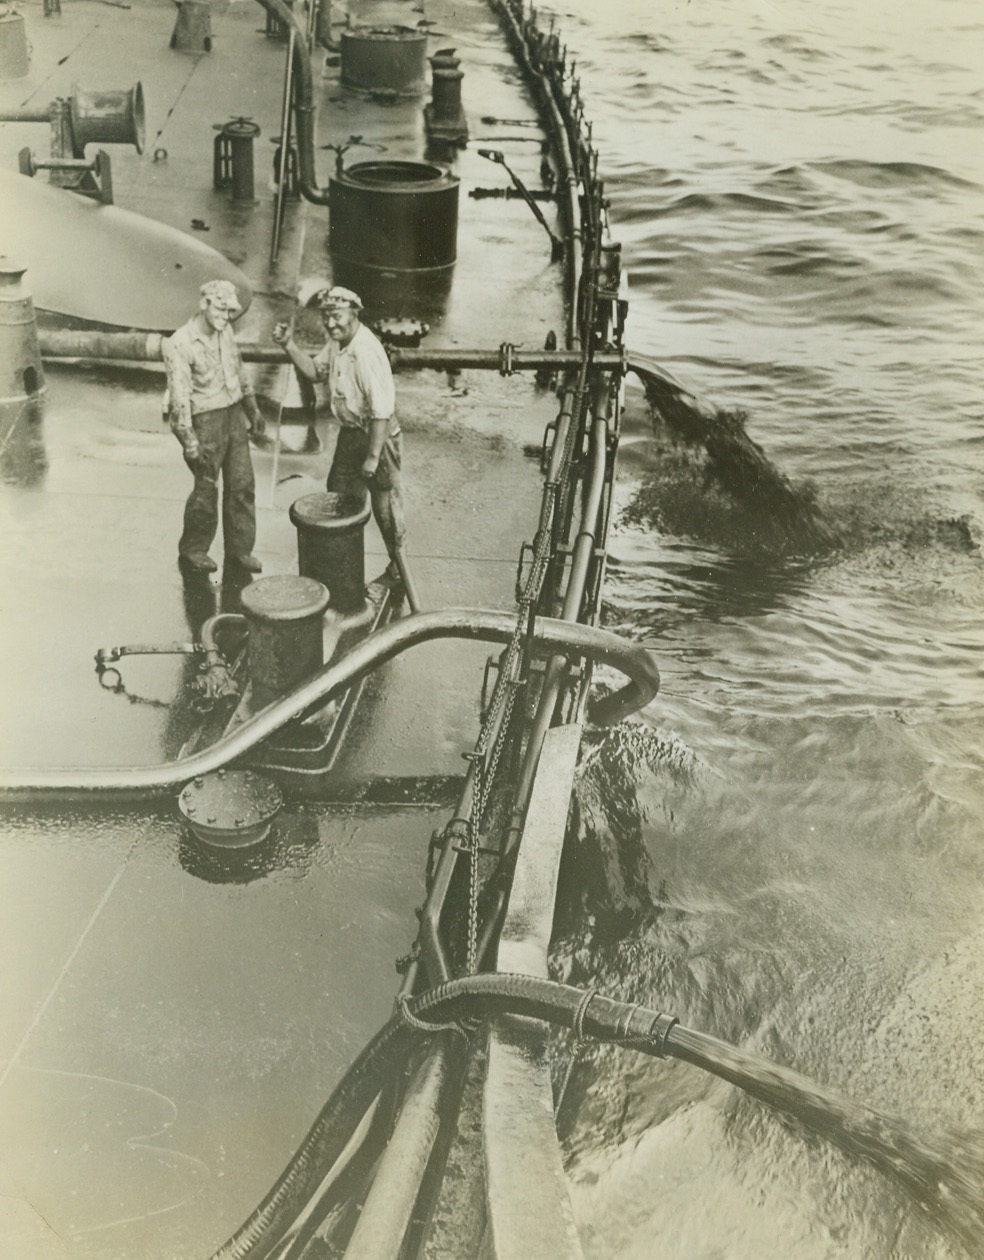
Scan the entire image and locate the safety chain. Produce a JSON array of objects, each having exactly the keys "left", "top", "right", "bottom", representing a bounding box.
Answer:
[
  {"left": 437, "top": 0, "right": 610, "bottom": 979},
  {"left": 464, "top": 752, "right": 484, "bottom": 974}
]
